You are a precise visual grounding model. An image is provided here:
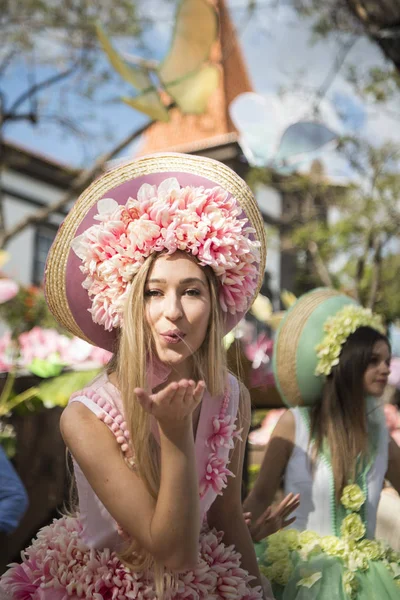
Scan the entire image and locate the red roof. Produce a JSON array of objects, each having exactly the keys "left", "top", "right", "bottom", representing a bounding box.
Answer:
[{"left": 137, "top": 0, "right": 252, "bottom": 156}]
